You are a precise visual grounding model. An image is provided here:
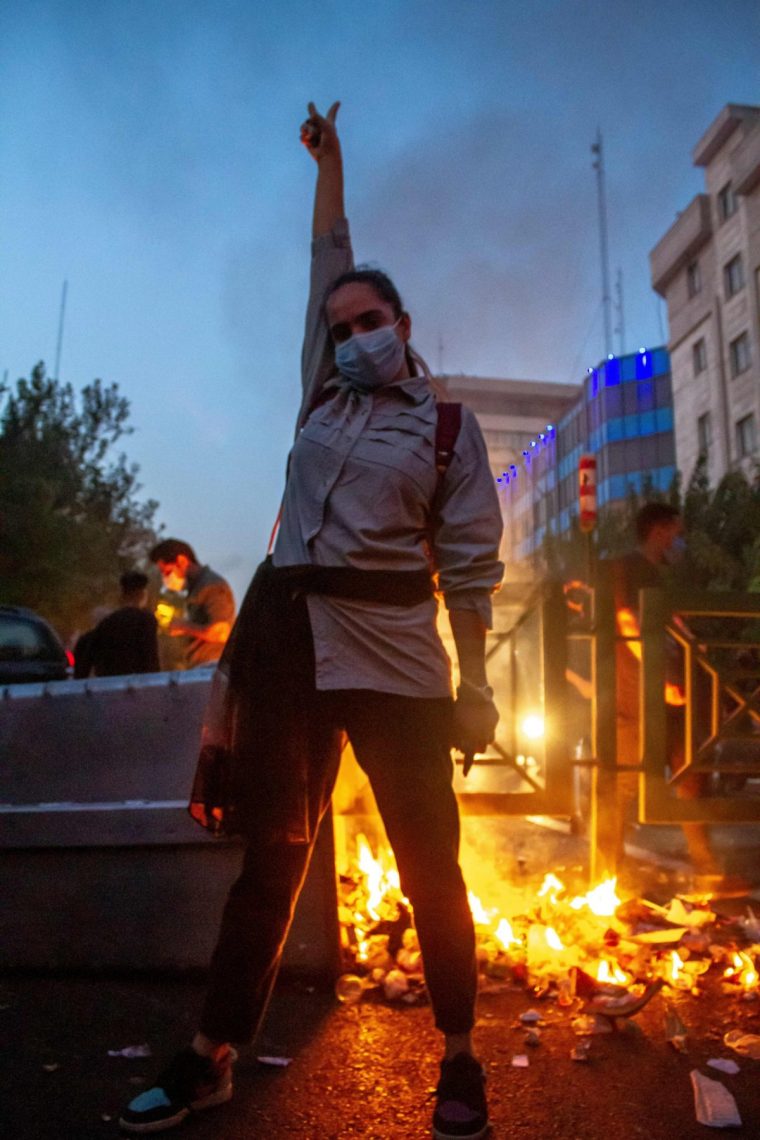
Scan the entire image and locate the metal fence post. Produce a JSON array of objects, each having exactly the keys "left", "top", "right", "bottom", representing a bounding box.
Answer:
[{"left": 589, "top": 560, "right": 619, "bottom": 881}]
